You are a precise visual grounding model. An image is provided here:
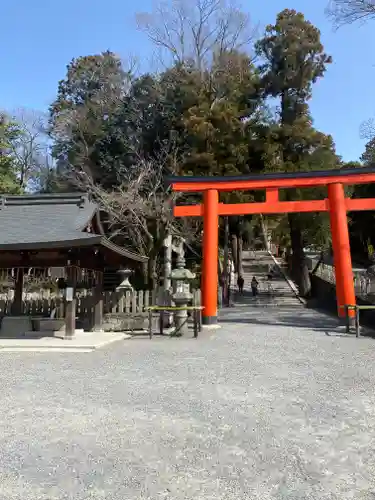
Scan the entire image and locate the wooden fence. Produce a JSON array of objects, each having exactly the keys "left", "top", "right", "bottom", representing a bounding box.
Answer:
[{"left": 0, "top": 289, "right": 201, "bottom": 318}]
